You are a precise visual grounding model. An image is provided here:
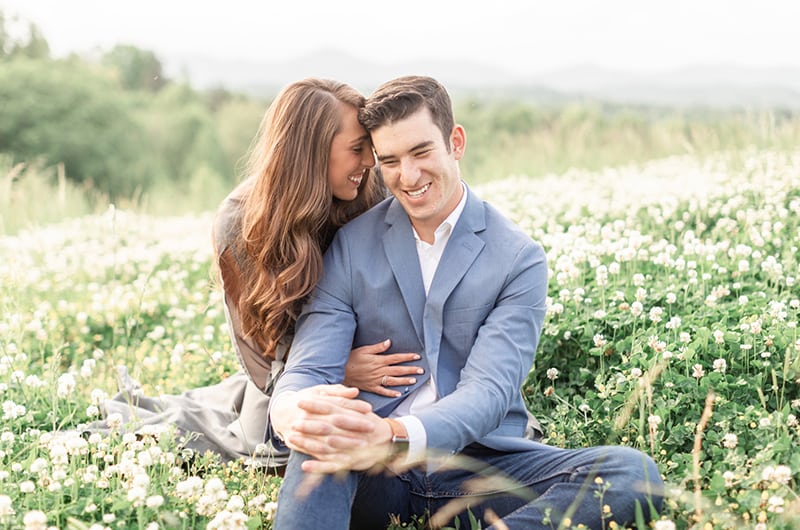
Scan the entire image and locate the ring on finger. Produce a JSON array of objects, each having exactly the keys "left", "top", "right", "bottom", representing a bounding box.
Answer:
[{"left": 380, "top": 375, "right": 388, "bottom": 386}]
